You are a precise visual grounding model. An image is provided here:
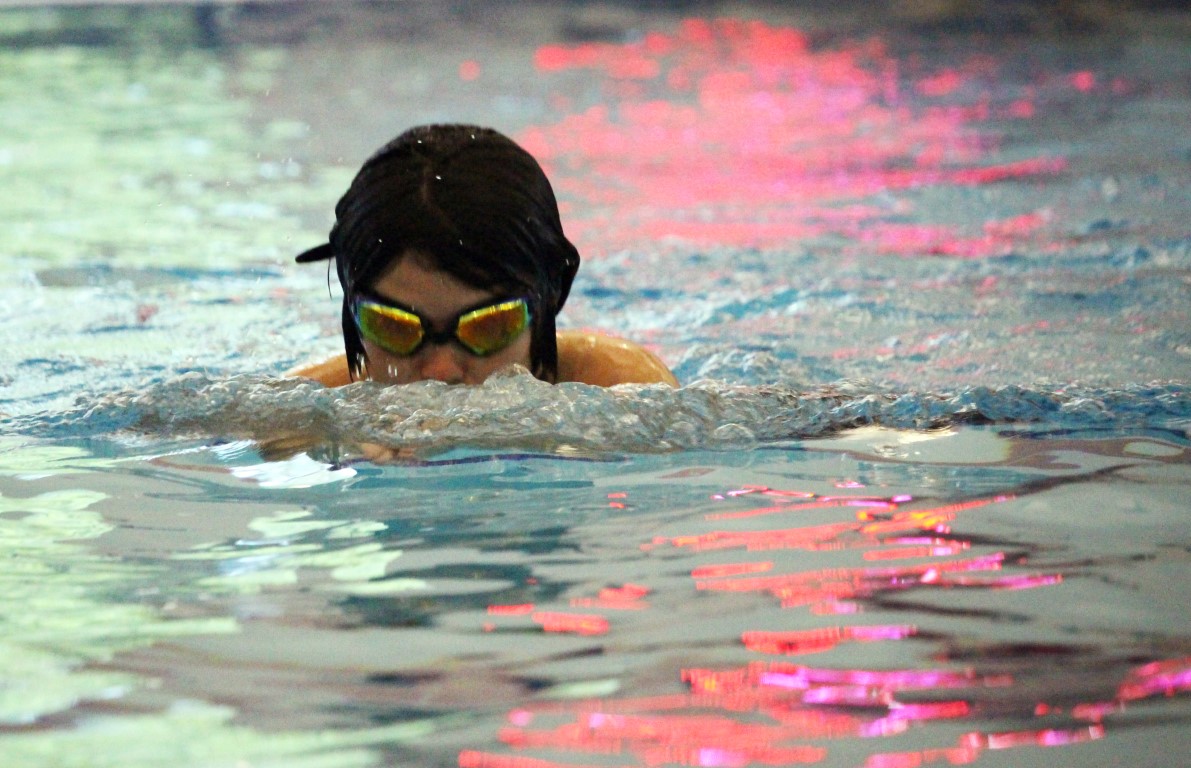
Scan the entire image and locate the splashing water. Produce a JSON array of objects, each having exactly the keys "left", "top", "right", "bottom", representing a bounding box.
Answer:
[{"left": 11, "top": 371, "right": 1191, "bottom": 455}]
